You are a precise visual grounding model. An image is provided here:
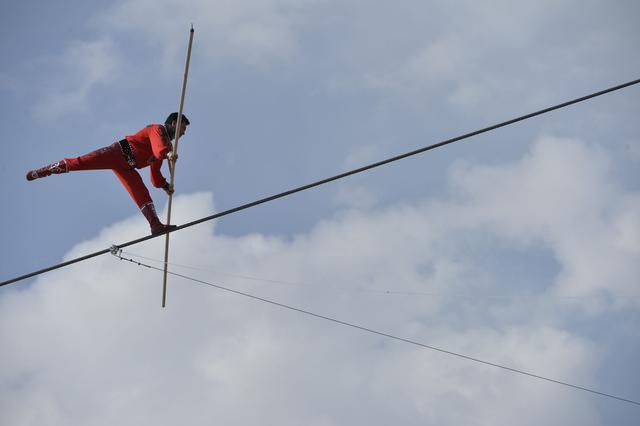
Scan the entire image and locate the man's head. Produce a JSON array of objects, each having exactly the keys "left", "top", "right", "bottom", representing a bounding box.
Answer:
[{"left": 165, "top": 112, "right": 190, "bottom": 139}]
